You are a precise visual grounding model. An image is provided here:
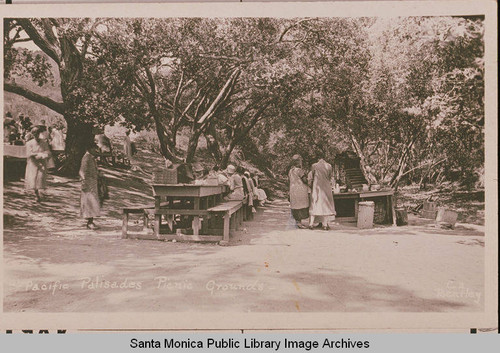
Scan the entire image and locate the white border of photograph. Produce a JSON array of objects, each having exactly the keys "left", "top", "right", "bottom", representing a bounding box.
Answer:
[{"left": 1, "top": 0, "right": 497, "bottom": 331}]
